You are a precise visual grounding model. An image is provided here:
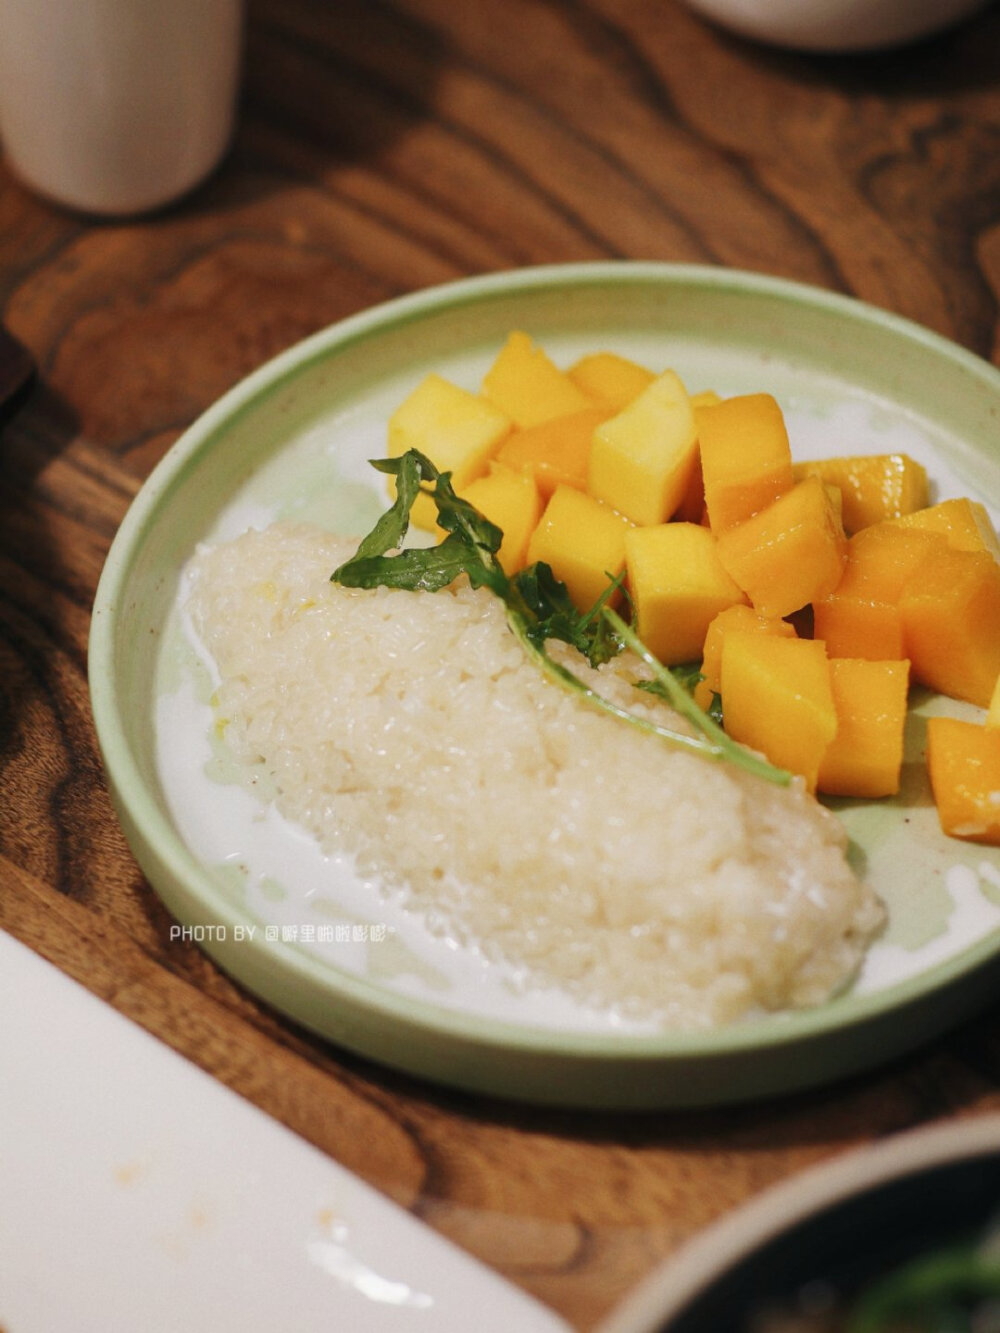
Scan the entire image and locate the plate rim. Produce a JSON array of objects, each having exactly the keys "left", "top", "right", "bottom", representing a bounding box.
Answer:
[{"left": 89, "top": 260, "right": 1000, "bottom": 1105}]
